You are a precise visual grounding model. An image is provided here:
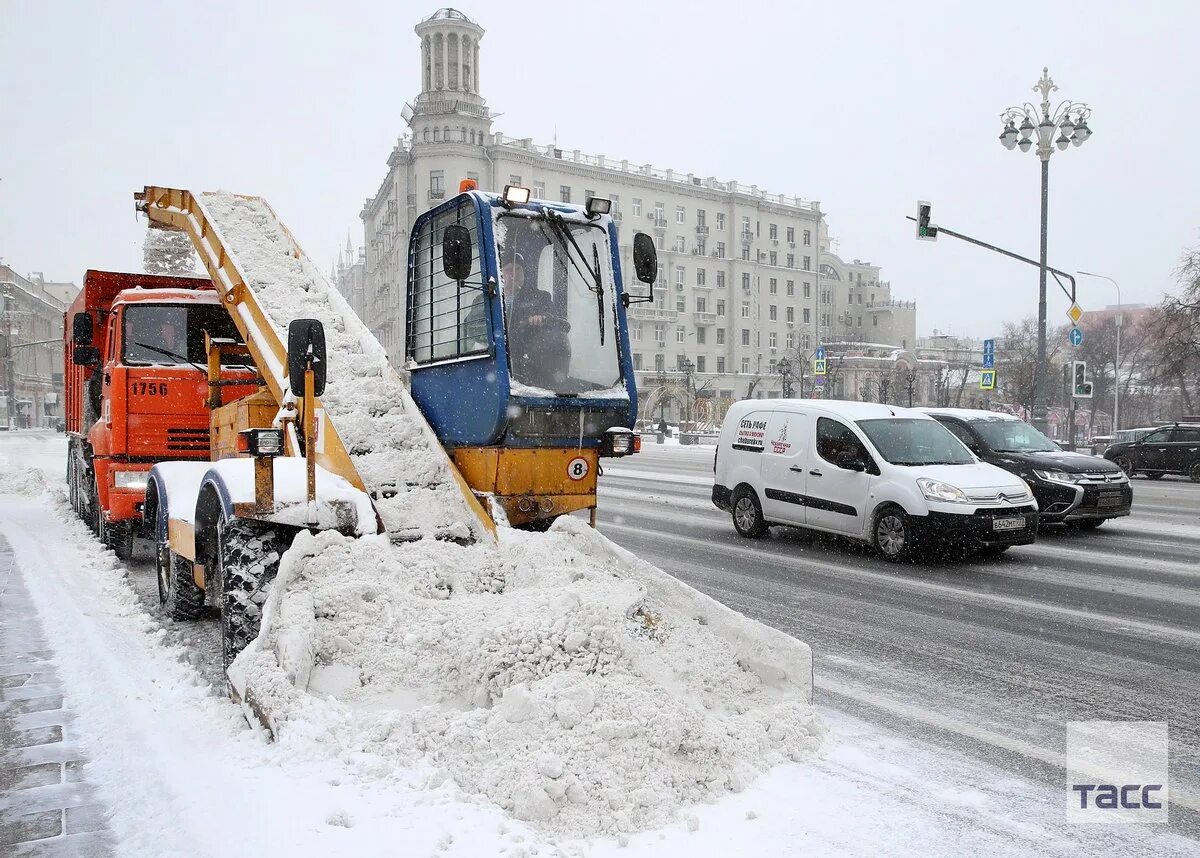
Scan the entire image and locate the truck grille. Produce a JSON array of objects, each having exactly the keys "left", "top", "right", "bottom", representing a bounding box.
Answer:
[{"left": 166, "top": 427, "right": 210, "bottom": 453}]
